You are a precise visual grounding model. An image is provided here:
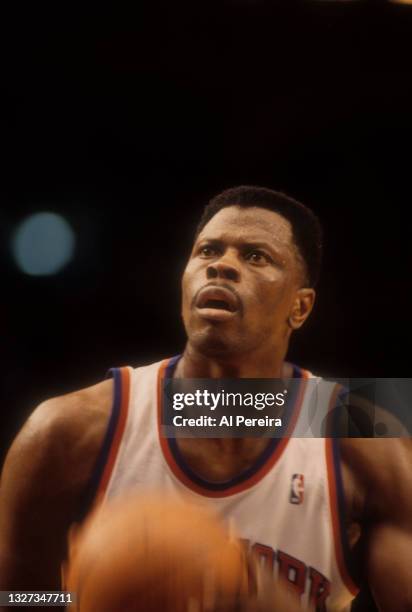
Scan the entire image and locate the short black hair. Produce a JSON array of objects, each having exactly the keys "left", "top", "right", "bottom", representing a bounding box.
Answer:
[{"left": 196, "top": 185, "right": 323, "bottom": 287}]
